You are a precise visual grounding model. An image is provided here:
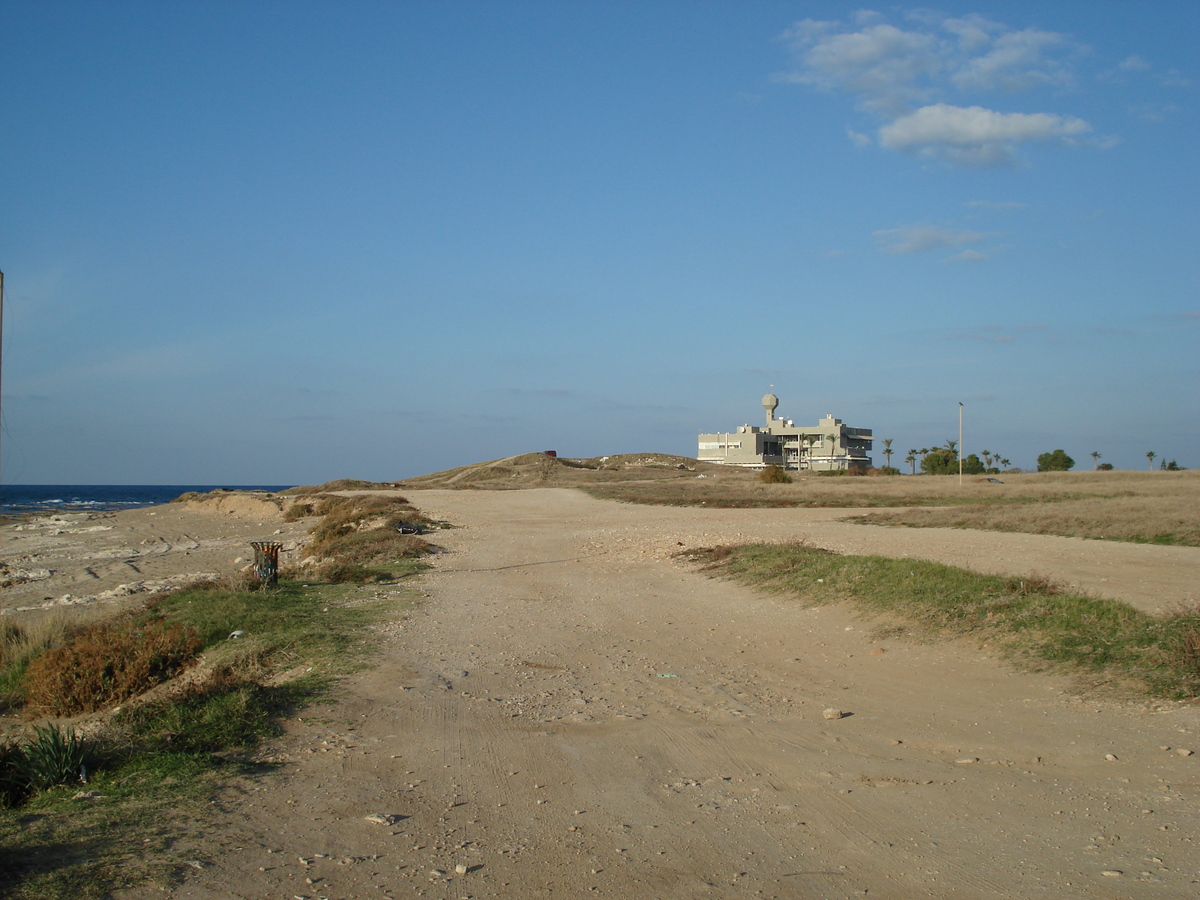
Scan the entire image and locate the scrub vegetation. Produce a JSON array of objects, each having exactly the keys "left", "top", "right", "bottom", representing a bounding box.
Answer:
[
  {"left": 686, "top": 542, "right": 1200, "bottom": 700},
  {"left": 0, "top": 494, "right": 433, "bottom": 899}
]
